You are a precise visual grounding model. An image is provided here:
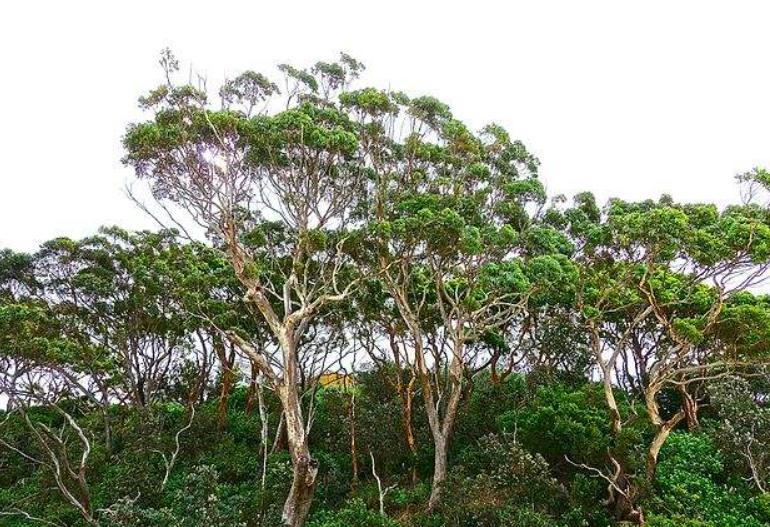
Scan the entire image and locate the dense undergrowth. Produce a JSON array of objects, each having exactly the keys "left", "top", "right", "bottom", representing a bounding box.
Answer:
[{"left": 2, "top": 371, "right": 768, "bottom": 527}]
